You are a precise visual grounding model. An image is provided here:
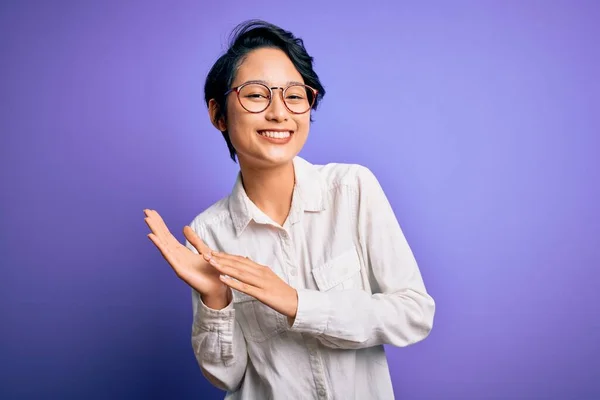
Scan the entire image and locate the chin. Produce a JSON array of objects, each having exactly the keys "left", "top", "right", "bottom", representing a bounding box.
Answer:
[
  {"left": 259, "top": 152, "right": 297, "bottom": 167},
  {"left": 235, "top": 132, "right": 307, "bottom": 168},
  {"left": 239, "top": 149, "right": 299, "bottom": 169}
]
